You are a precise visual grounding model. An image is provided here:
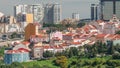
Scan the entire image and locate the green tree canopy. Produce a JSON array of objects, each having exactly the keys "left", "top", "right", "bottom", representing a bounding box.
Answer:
[
  {"left": 55, "top": 56, "right": 68, "bottom": 68},
  {"left": 43, "top": 51, "right": 54, "bottom": 58}
]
